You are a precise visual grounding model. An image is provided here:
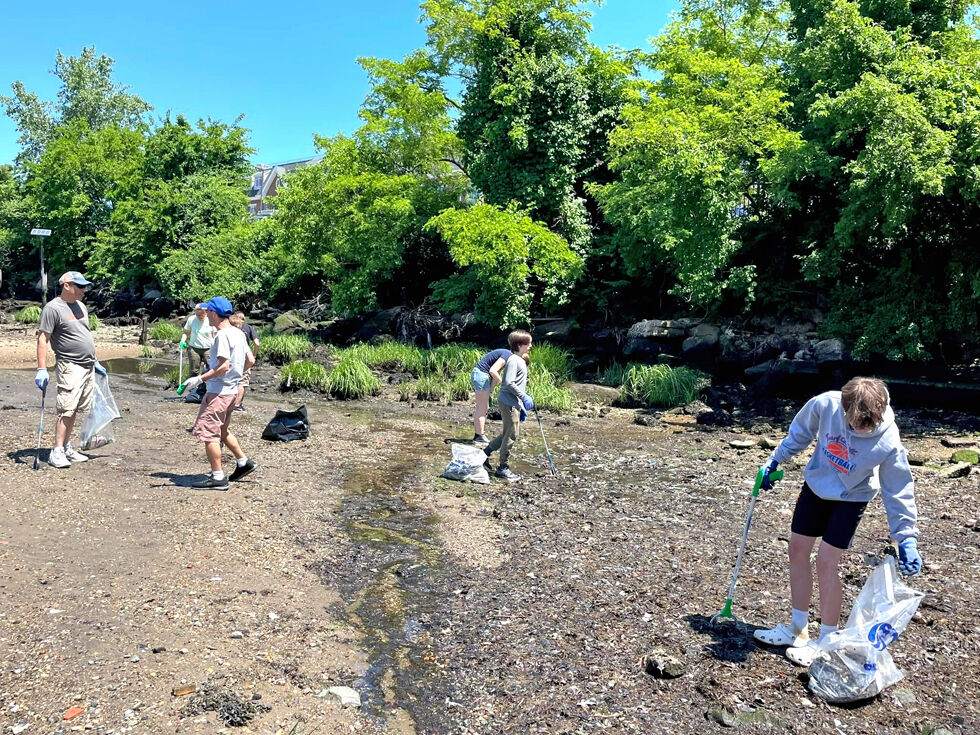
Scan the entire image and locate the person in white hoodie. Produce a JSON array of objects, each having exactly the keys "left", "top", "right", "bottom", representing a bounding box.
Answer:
[{"left": 752, "top": 377, "right": 921, "bottom": 666}]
